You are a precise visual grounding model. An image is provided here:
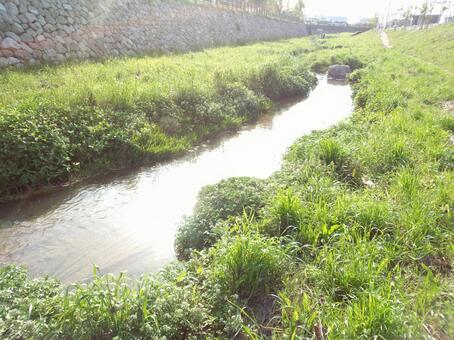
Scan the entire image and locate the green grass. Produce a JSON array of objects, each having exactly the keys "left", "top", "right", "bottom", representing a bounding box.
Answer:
[
  {"left": 388, "top": 24, "right": 454, "bottom": 73},
  {"left": 1, "top": 25, "right": 454, "bottom": 339},
  {"left": 0, "top": 38, "right": 321, "bottom": 200},
  {"left": 0, "top": 33, "right": 370, "bottom": 201},
  {"left": 175, "top": 176, "right": 268, "bottom": 259}
]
